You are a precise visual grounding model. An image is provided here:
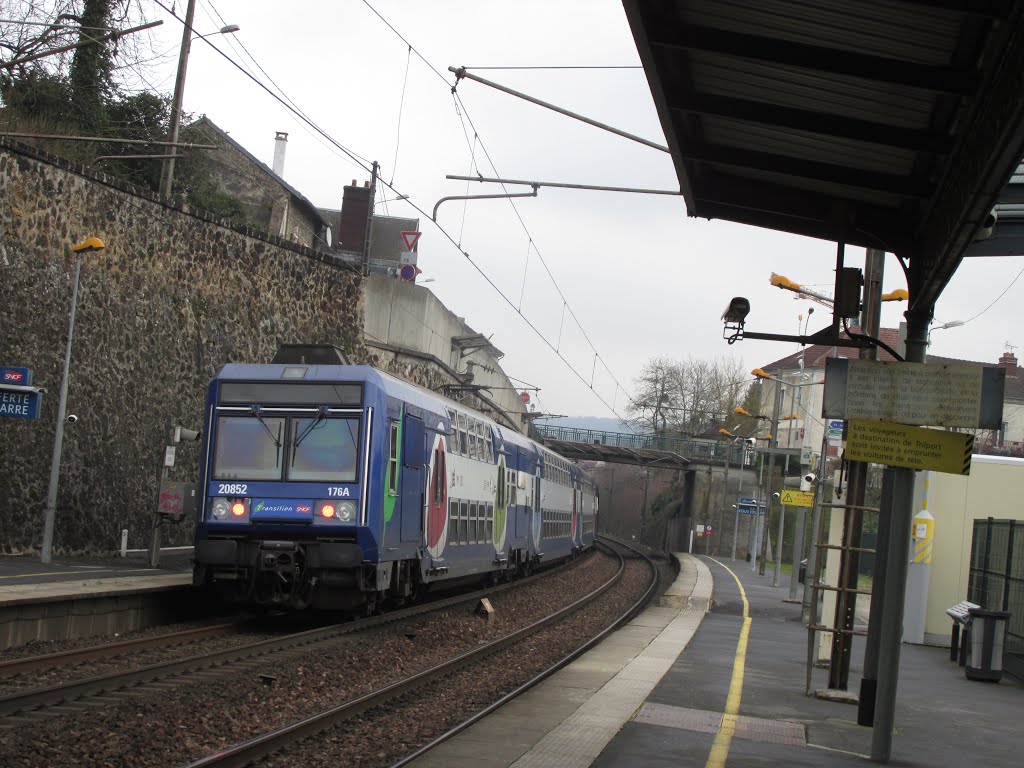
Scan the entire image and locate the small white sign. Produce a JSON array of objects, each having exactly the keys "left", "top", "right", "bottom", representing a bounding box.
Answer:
[
  {"left": 915, "top": 522, "right": 928, "bottom": 539},
  {"left": 164, "top": 445, "right": 176, "bottom": 468}
]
